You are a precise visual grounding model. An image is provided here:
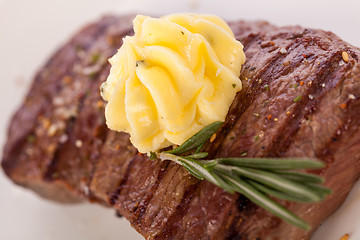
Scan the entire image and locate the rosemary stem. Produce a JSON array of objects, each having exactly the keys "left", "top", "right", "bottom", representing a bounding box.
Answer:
[
  {"left": 223, "top": 175, "right": 311, "bottom": 230},
  {"left": 158, "top": 152, "right": 182, "bottom": 165}
]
